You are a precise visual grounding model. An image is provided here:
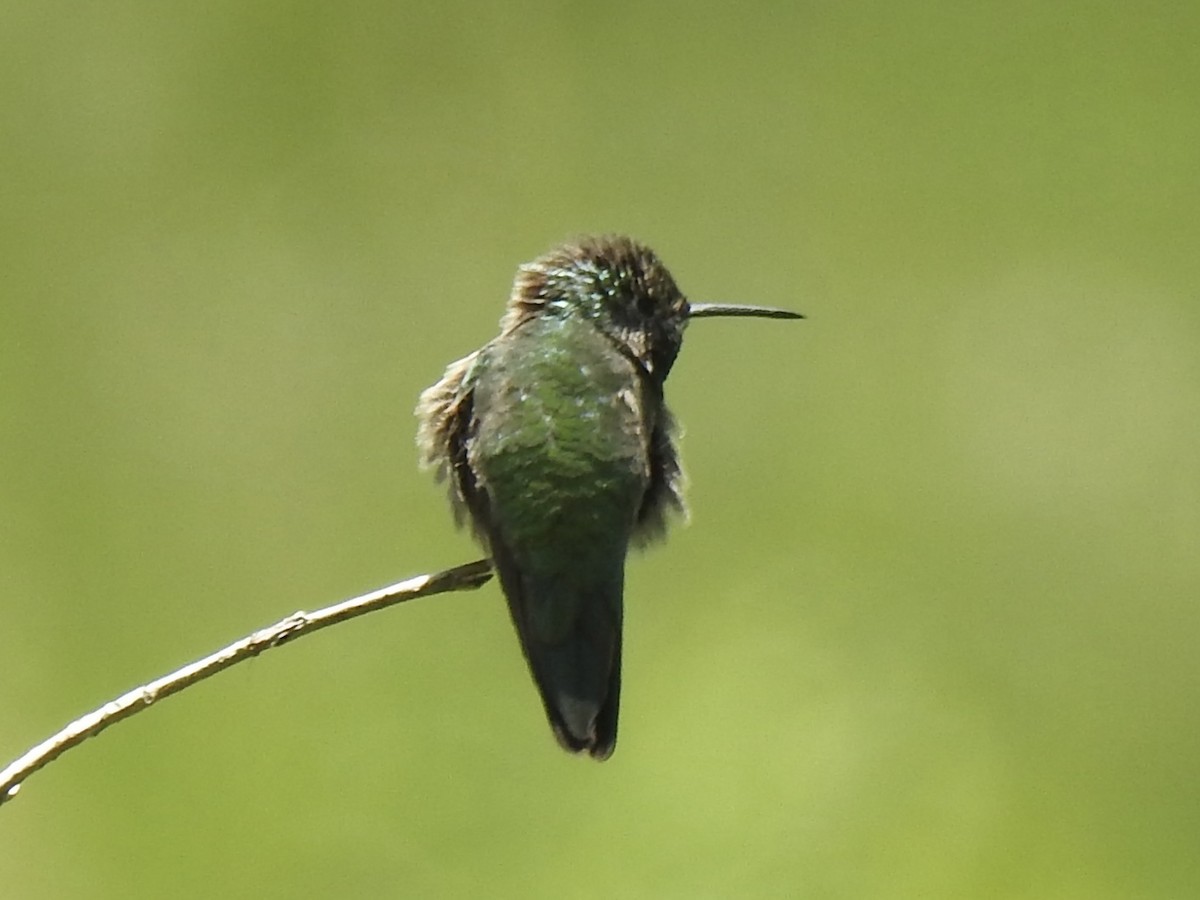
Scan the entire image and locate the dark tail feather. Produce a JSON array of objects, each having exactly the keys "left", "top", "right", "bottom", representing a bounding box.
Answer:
[
  {"left": 540, "top": 626, "right": 621, "bottom": 761},
  {"left": 489, "top": 540, "right": 623, "bottom": 760}
]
